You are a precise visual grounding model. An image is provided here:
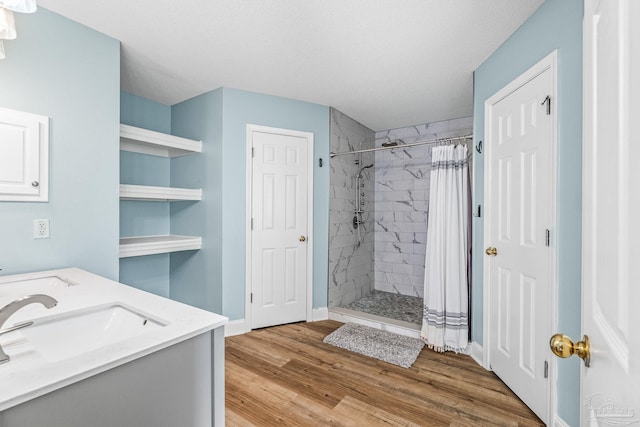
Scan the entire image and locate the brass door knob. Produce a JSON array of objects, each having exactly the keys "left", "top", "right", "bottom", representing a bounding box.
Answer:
[
  {"left": 550, "top": 334, "right": 591, "bottom": 367},
  {"left": 485, "top": 247, "right": 498, "bottom": 256},
  {"left": 299, "top": 235, "right": 307, "bottom": 242}
]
